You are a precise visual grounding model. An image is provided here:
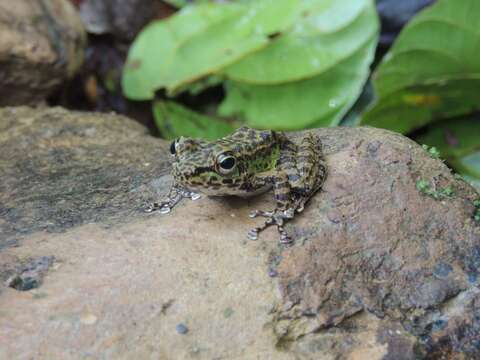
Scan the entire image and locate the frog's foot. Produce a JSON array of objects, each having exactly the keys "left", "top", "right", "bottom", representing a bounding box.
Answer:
[
  {"left": 145, "top": 187, "right": 200, "bottom": 214},
  {"left": 145, "top": 200, "right": 174, "bottom": 214},
  {"left": 248, "top": 208, "right": 295, "bottom": 244}
]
